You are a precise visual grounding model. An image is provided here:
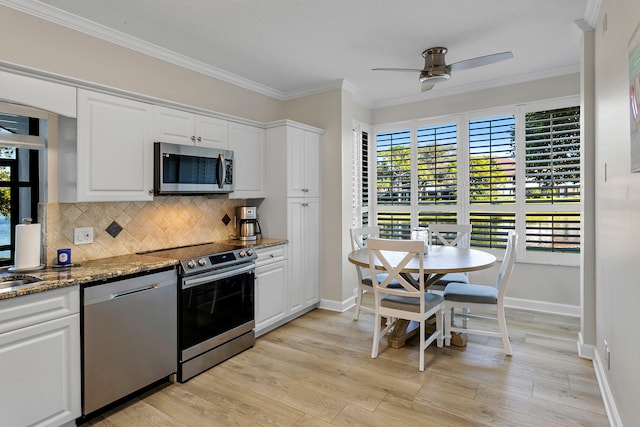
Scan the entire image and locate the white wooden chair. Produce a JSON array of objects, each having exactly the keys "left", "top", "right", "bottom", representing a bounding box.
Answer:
[
  {"left": 427, "top": 224, "right": 472, "bottom": 291},
  {"left": 367, "top": 237, "right": 444, "bottom": 371},
  {"left": 350, "top": 226, "right": 400, "bottom": 320},
  {"left": 444, "top": 230, "right": 517, "bottom": 355}
]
